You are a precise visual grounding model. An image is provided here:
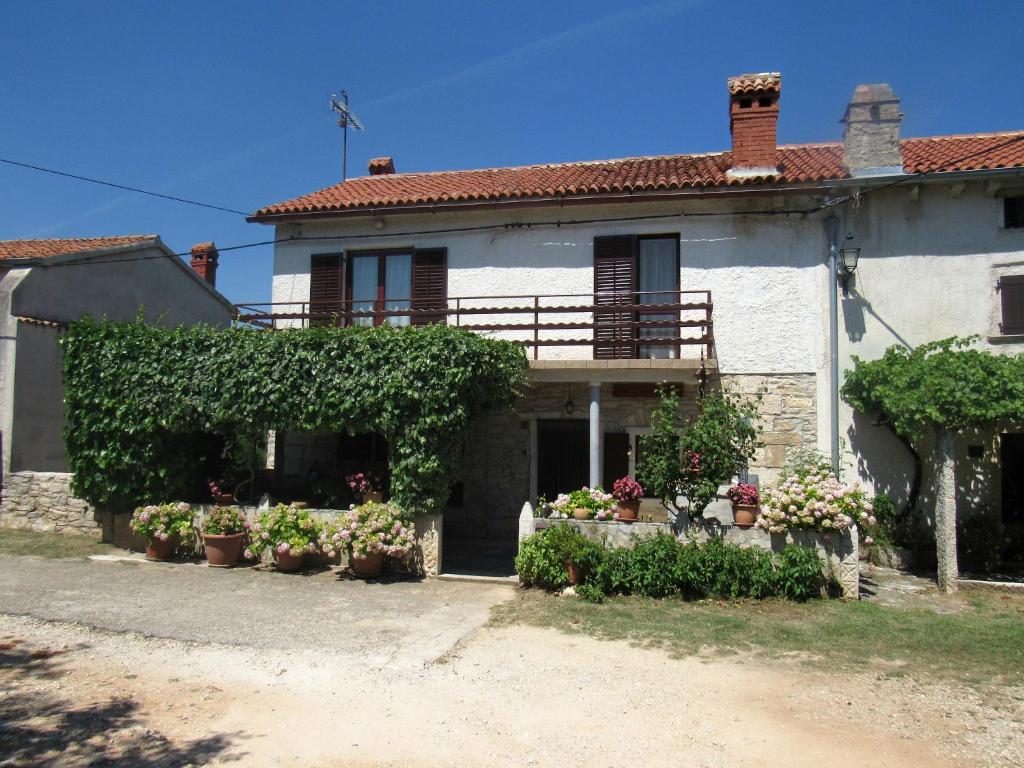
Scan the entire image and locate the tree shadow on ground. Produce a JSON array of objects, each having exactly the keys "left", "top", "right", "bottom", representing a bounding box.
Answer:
[{"left": 0, "top": 637, "right": 245, "bottom": 767}]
